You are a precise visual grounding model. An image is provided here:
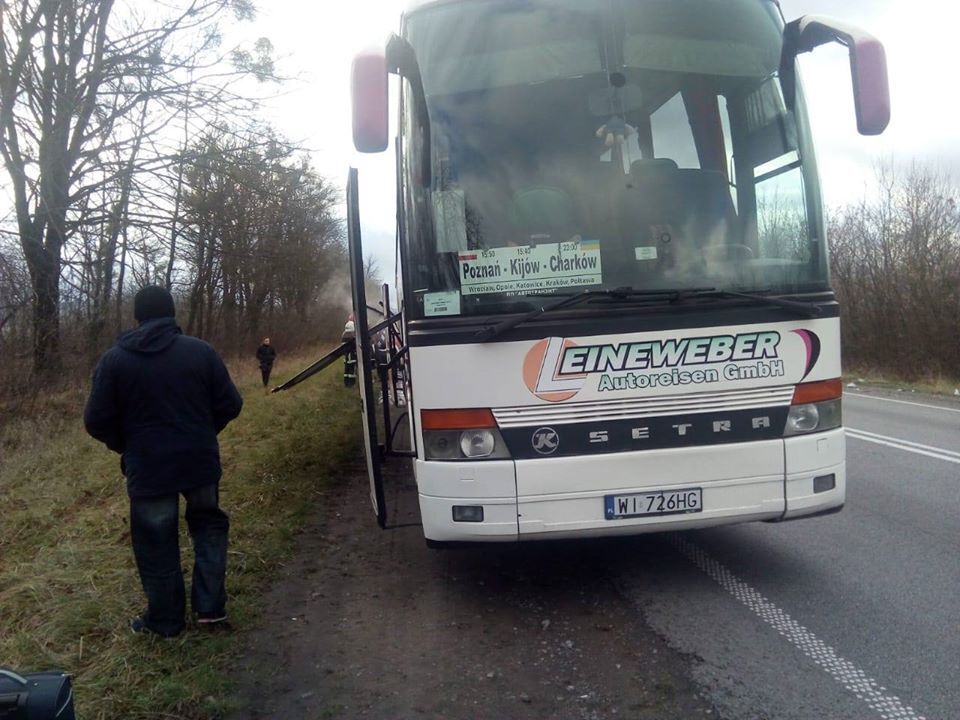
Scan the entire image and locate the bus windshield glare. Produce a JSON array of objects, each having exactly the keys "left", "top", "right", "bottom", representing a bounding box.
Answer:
[{"left": 402, "top": 0, "right": 826, "bottom": 320}]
